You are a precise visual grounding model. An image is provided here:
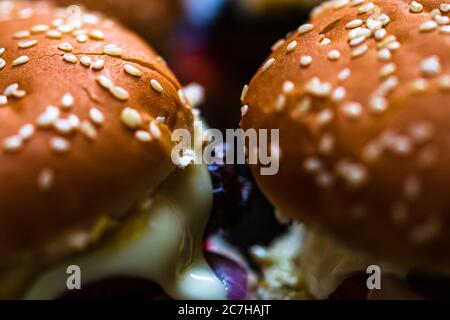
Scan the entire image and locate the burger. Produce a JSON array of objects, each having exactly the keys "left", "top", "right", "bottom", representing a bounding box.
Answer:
[
  {"left": 52, "top": 0, "right": 182, "bottom": 44},
  {"left": 0, "top": 0, "right": 250, "bottom": 300},
  {"left": 241, "top": 0, "right": 450, "bottom": 299}
]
